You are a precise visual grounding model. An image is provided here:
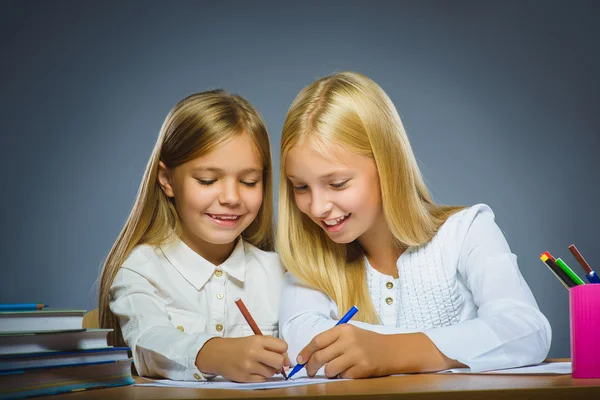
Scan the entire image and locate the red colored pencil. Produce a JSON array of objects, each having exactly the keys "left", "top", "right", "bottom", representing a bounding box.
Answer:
[
  {"left": 568, "top": 244, "right": 593, "bottom": 275},
  {"left": 542, "top": 251, "right": 556, "bottom": 263},
  {"left": 234, "top": 298, "right": 288, "bottom": 379}
]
